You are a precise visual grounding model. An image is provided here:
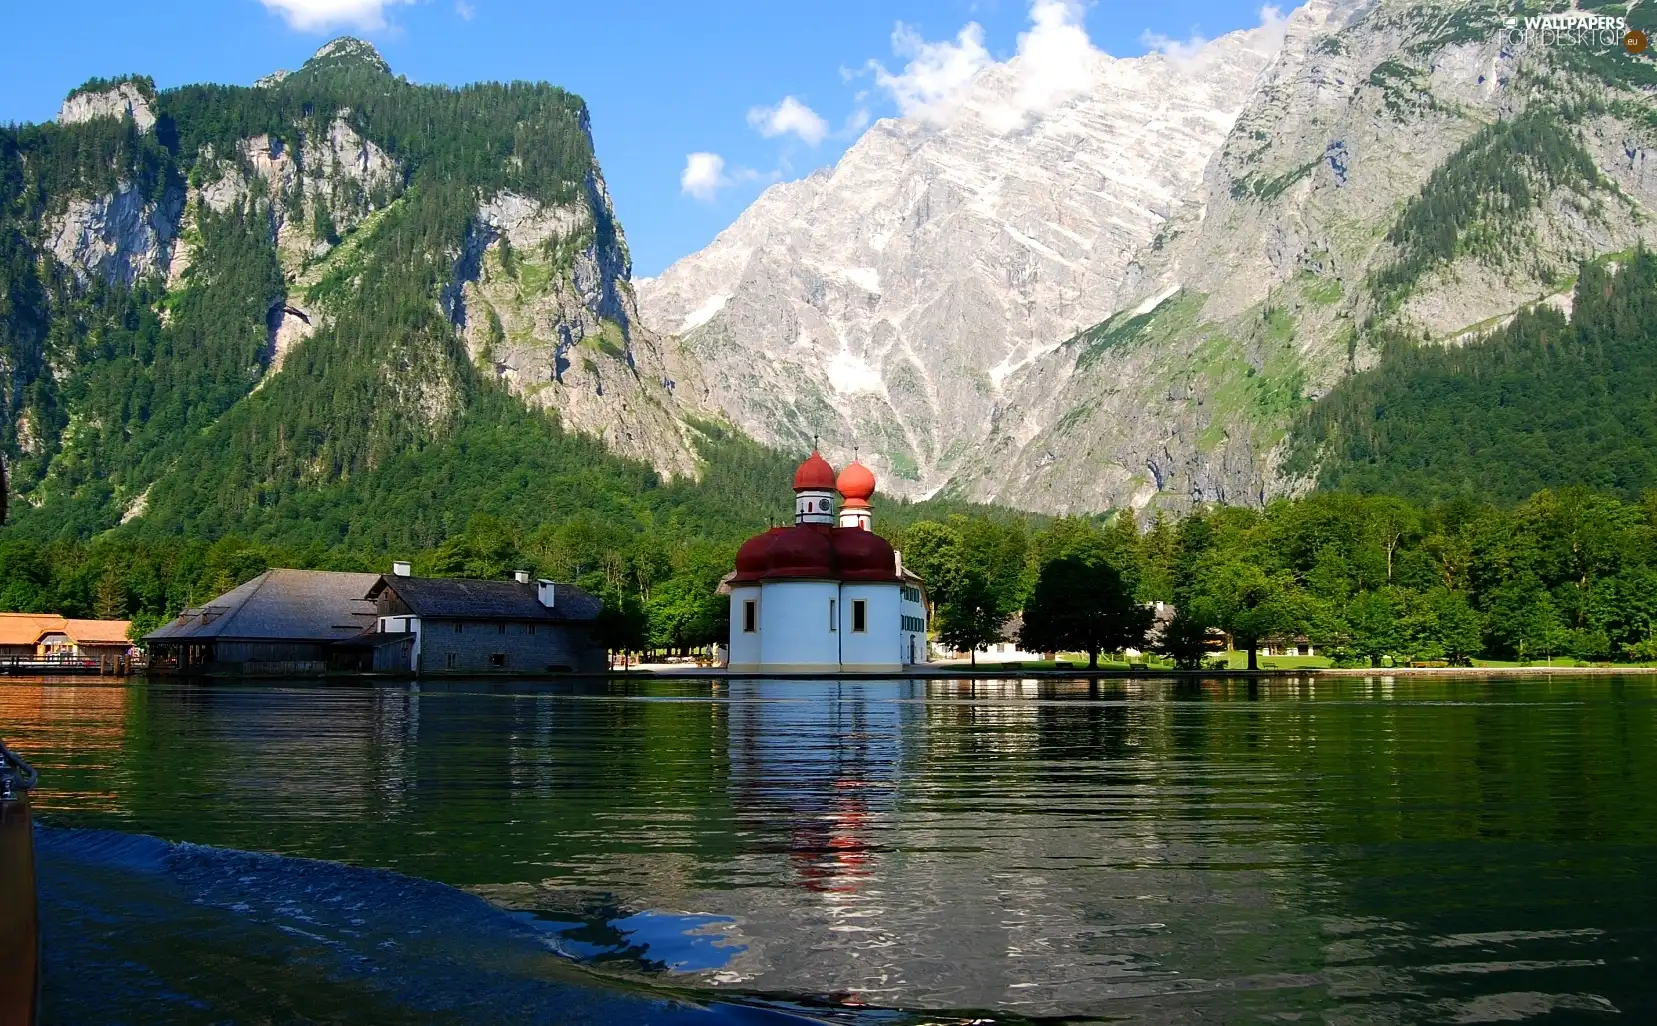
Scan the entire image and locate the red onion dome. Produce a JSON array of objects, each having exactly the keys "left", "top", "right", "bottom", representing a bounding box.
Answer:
[
  {"left": 832, "top": 526, "right": 900, "bottom": 582},
  {"left": 764, "top": 525, "right": 838, "bottom": 578},
  {"left": 734, "top": 529, "right": 784, "bottom": 580},
  {"left": 836, "top": 460, "right": 876, "bottom": 503},
  {"left": 732, "top": 525, "right": 842, "bottom": 582},
  {"left": 793, "top": 450, "right": 837, "bottom": 491}
]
